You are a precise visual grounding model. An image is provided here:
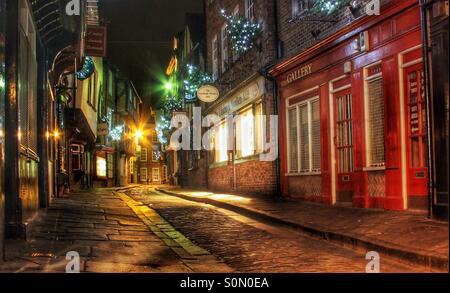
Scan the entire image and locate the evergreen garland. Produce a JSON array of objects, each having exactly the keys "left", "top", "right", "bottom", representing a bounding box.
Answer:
[
  {"left": 310, "top": 0, "right": 353, "bottom": 15},
  {"left": 183, "top": 64, "right": 212, "bottom": 102},
  {"left": 221, "top": 10, "right": 262, "bottom": 55}
]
